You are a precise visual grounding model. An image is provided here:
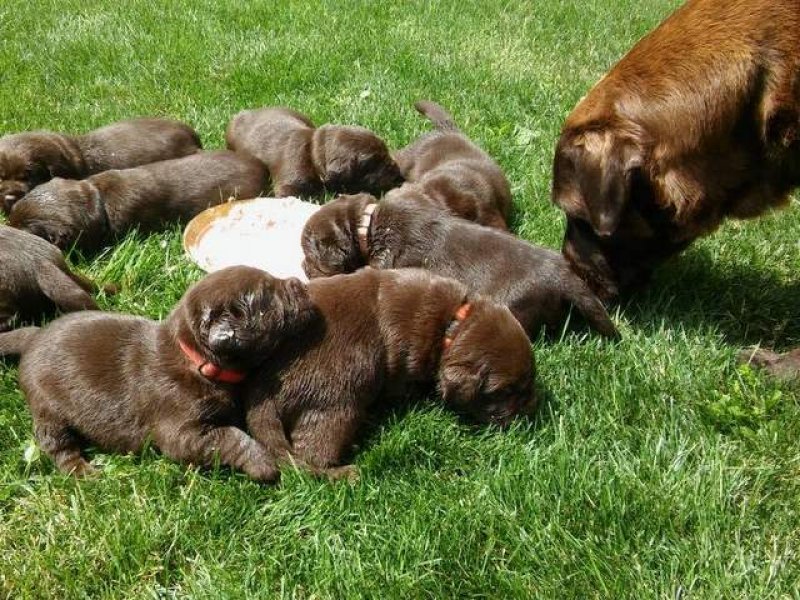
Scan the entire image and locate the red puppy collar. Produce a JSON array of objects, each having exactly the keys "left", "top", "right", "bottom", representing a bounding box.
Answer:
[
  {"left": 178, "top": 338, "right": 247, "bottom": 384},
  {"left": 443, "top": 302, "right": 472, "bottom": 351},
  {"left": 357, "top": 203, "right": 377, "bottom": 259}
]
